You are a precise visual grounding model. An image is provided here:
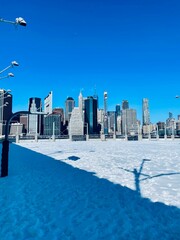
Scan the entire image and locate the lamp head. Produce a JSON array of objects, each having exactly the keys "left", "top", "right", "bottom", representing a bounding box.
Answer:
[
  {"left": 11, "top": 61, "right": 19, "bottom": 67},
  {"left": 8, "top": 73, "right": 14, "bottom": 77},
  {"left": 15, "top": 17, "right": 27, "bottom": 26}
]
